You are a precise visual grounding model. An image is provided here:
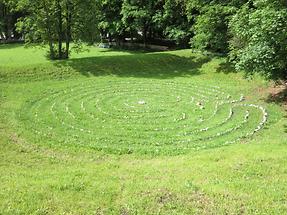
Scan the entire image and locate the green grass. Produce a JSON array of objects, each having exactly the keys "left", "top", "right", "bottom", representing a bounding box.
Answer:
[{"left": 0, "top": 44, "right": 286, "bottom": 214}]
